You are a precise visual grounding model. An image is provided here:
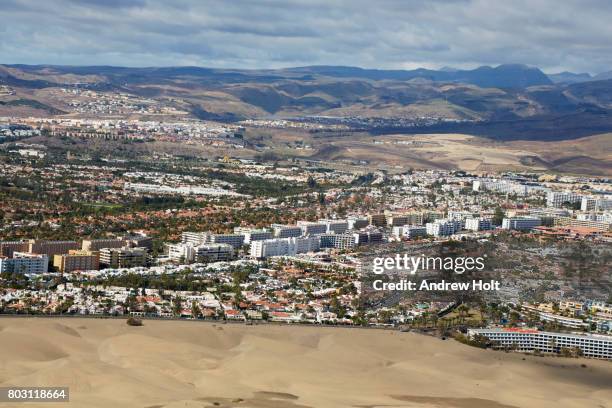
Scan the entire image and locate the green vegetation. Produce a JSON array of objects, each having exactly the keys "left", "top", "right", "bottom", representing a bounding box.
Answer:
[{"left": 126, "top": 317, "right": 143, "bottom": 326}]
